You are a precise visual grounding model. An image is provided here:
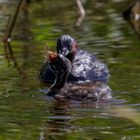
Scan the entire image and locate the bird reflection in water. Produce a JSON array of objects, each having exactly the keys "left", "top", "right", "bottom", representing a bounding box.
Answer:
[
  {"left": 39, "top": 98, "right": 111, "bottom": 140},
  {"left": 39, "top": 99, "right": 74, "bottom": 140}
]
